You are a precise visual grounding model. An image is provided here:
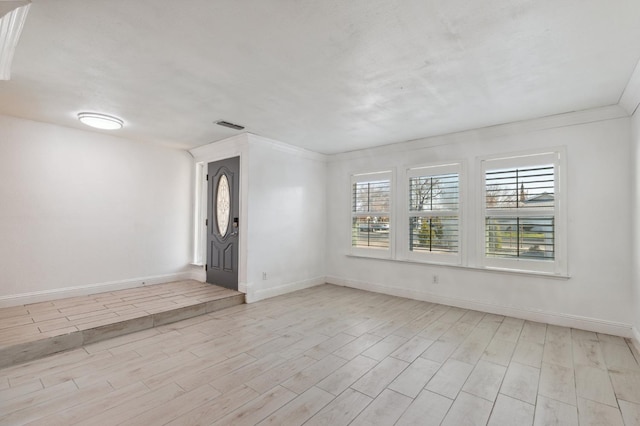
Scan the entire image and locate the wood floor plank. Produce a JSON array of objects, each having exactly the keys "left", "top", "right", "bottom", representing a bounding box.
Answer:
[
  {"left": 0, "top": 283, "right": 635, "bottom": 425},
  {"left": 124, "top": 384, "right": 222, "bottom": 425},
  {"left": 165, "top": 385, "right": 260, "bottom": 426},
  {"left": 0, "top": 379, "right": 78, "bottom": 417},
  {"left": 351, "top": 356, "right": 409, "bottom": 398},
  {"left": 332, "top": 333, "right": 382, "bottom": 361},
  {"left": 23, "top": 381, "right": 150, "bottom": 426},
  {"left": 0, "top": 380, "right": 112, "bottom": 426},
  {"left": 543, "top": 325, "right": 573, "bottom": 368},
  {"left": 175, "top": 352, "right": 257, "bottom": 392},
  {"left": 538, "top": 362, "right": 576, "bottom": 406},
  {"left": 441, "top": 391, "right": 493, "bottom": 426},
  {"left": 105, "top": 350, "right": 198, "bottom": 389},
  {"left": 304, "top": 388, "right": 372, "bottom": 426},
  {"left": 38, "top": 350, "right": 116, "bottom": 388},
  {"left": 0, "top": 379, "right": 43, "bottom": 403},
  {"left": 619, "top": 399, "right": 640, "bottom": 425},
  {"left": 424, "top": 358, "right": 474, "bottom": 399},
  {"left": 245, "top": 355, "right": 317, "bottom": 394},
  {"left": 73, "top": 383, "right": 185, "bottom": 426},
  {"left": 141, "top": 350, "right": 228, "bottom": 390},
  {"left": 488, "top": 393, "right": 534, "bottom": 426},
  {"left": 390, "top": 335, "right": 434, "bottom": 362},
  {"left": 281, "top": 354, "right": 348, "bottom": 394},
  {"left": 256, "top": 386, "right": 334, "bottom": 426},
  {"left": 512, "top": 340, "right": 544, "bottom": 368},
  {"left": 500, "top": 361, "right": 540, "bottom": 405},
  {"left": 350, "top": 388, "right": 412, "bottom": 426},
  {"left": 210, "top": 385, "right": 297, "bottom": 426},
  {"left": 577, "top": 397, "right": 624, "bottom": 426},
  {"left": 395, "top": 389, "right": 453, "bottom": 426},
  {"left": 304, "top": 333, "right": 356, "bottom": 360},
  {"left": 388, "top": 356, "right": 440, "bottom": 398},
  {"left": 481, "top": 337, "right": 517, "bottom": 367},
  {"left": 572, "top": 338, "right": 606, "bottom": 369},
  {"left": 493, "top": 318, "right": 524, "bottom": 343},
  {"left": 3, "top": 348, "right": 91, "bottom": 387},
  {"left": 209, "top": 353, "right": 288, "bottom": 394},
  {"left": 534, "top": 395, "right": 578, "bottom": 426},
  {"left": 575, "top": 364, "right": 617, "bottom": 407},
  {"left": 361, "top": 334, "right": 408, "bottom": 361},
  {"left": 461, "top": 359, "right": 506, "bottom": 402},
  {"left": 609, "top": 369, "right": 640, "bottom": 404},
  {"left": 316, "top": 355, "right": 378, "bottom": 396}
]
